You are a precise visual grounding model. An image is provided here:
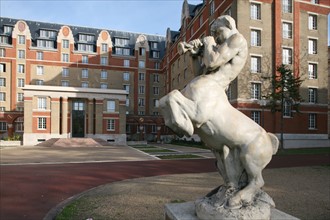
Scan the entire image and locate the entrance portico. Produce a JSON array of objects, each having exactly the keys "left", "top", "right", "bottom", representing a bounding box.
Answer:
[{"left": 23, "top": 85, "right": 127, "bottom": 146}]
